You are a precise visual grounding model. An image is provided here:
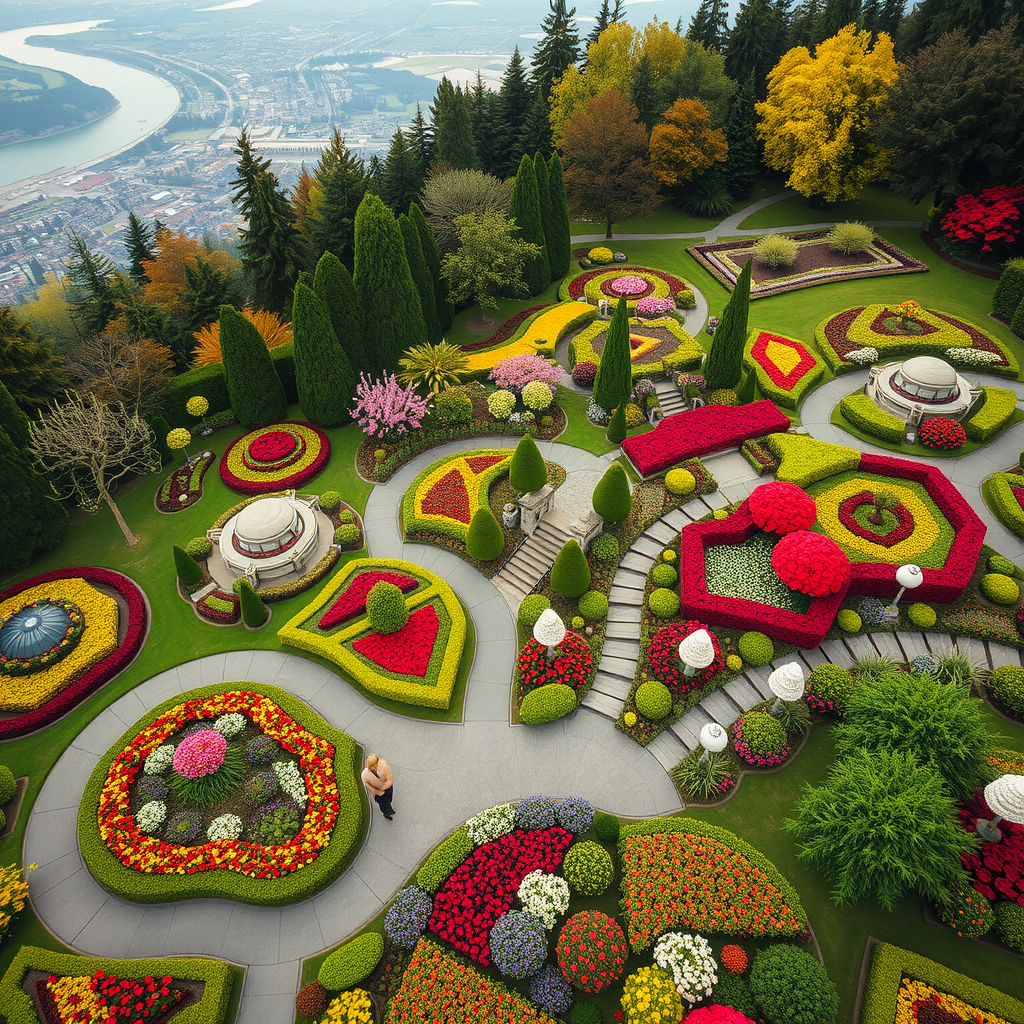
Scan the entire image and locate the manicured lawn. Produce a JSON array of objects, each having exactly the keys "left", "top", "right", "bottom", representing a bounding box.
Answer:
[
  {"left": 738, "top": 185, "right": 928, "bottom": 230},
  {"left": 570, "top": 200, "right": 718, "bottom": 239}
]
